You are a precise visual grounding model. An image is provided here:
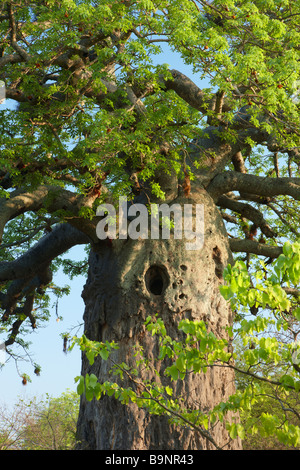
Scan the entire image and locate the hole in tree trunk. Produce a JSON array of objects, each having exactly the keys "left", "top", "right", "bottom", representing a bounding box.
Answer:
[{"left": 145, "top": 265, "right": 169, "bottom": 296}]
